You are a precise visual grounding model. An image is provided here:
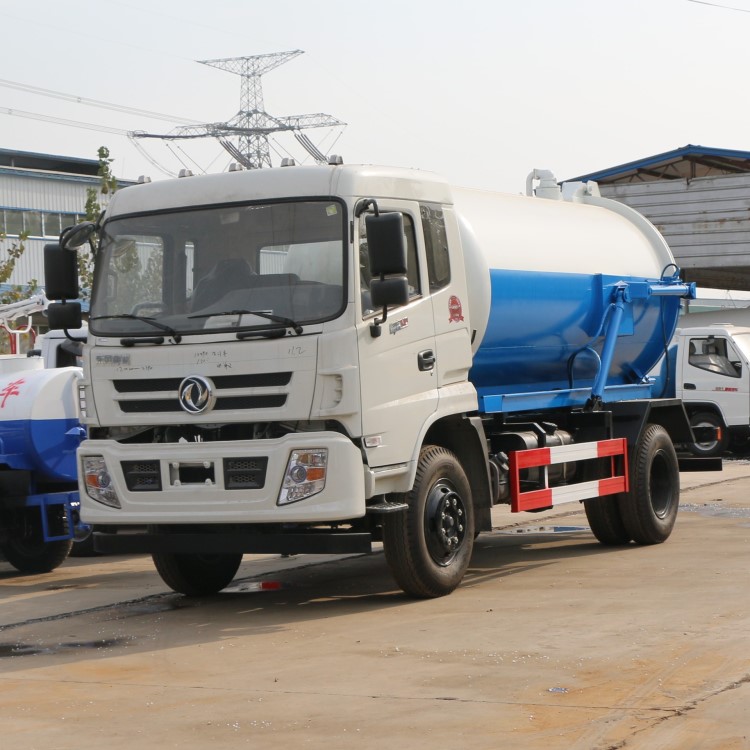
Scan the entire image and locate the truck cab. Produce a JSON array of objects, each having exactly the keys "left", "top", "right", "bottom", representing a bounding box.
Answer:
[{"left": 673, "top": 324, "right": 750, "bottom": 455}]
